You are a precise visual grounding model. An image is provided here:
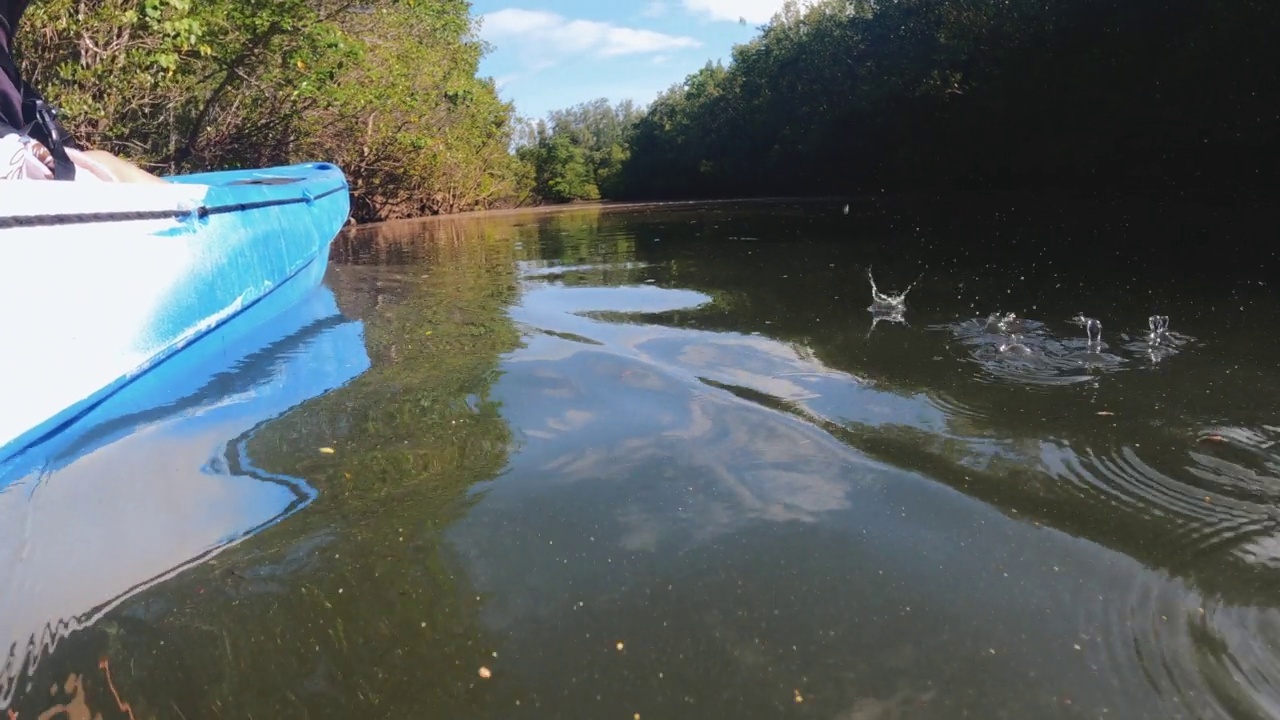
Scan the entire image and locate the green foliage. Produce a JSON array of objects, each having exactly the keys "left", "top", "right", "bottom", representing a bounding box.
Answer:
[
  {"left": 515, "top": 98, "right": 644, "bottom": 203},
  {"left": 21, "top": 0, "right": 1267, "bottom": 216},
  {"left": 300, "top": 3, "right": 532, "bottom": 220},
  {"left": 15, "top": 0, "right": 535, "bottom": 222},
  {"left": 610, "top": 0, "right": 1280, "bottom": 200}
]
